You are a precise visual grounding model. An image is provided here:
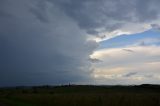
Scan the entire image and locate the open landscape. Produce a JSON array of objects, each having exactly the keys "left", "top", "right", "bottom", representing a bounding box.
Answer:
[
  {"left": 1, "top": 0, "right": 160, "bottom": 106},
  {"left": 0, "top": 84, "right": 160, "bottom": 106}
]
